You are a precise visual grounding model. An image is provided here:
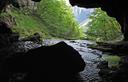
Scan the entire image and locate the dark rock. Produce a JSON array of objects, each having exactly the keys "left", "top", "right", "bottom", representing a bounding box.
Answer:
[
  {"left": 97, "top": 61, "right": 109, "bottom": 69},
  {"left": 0, "top": 22, "right": 13, "bottom": 48},
  {"left": 0, "top": 21, "right": 12, "bottom": 34},
  {"left": 0, "top": 41, "right": 85, "bottom": 81},
  {"left": 98, "top": 69, "right": 111, "bottom": 79},
  {"left": 32, "top": 0, "right": 41, "bottom": 2},
  {"left": 108, "top": 58, "right": 128, "bottom": 82},
  {"left": 9, "top": 32, "right": 19, "bottom": 42},
  {"left": 0, "top": 22, "right": 19, "bottom": 49},
  {"left": 0, "top": 0, "right": 20, "bottom": 13},
  {"left": 20, "top": 33, "right": 41, "bottom": 43},
  {"left": 98, "top": 56, "right": 128, "bottom": 82},
  {"left": 0, "top": 0, "right": 9, "bottom": 13},
  {"left": 69, "top": 0, "right": 100, "bottom": 8},
  {"left": 70, "top": 40, "right": 76, "bottom": 43},
  {"left": 10, "top": 0, "right": 20, "bottom": 8},
  {"left": 88, "top": 41, "right": 128, "bottom": 55}
]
